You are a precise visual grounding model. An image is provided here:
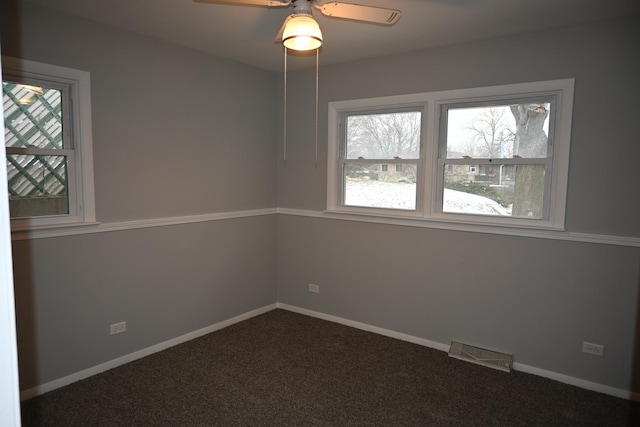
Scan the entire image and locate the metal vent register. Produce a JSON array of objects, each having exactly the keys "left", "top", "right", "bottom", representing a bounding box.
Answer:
[{"left": 448, "top": 341, "right": 513, "bottom": 372}]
